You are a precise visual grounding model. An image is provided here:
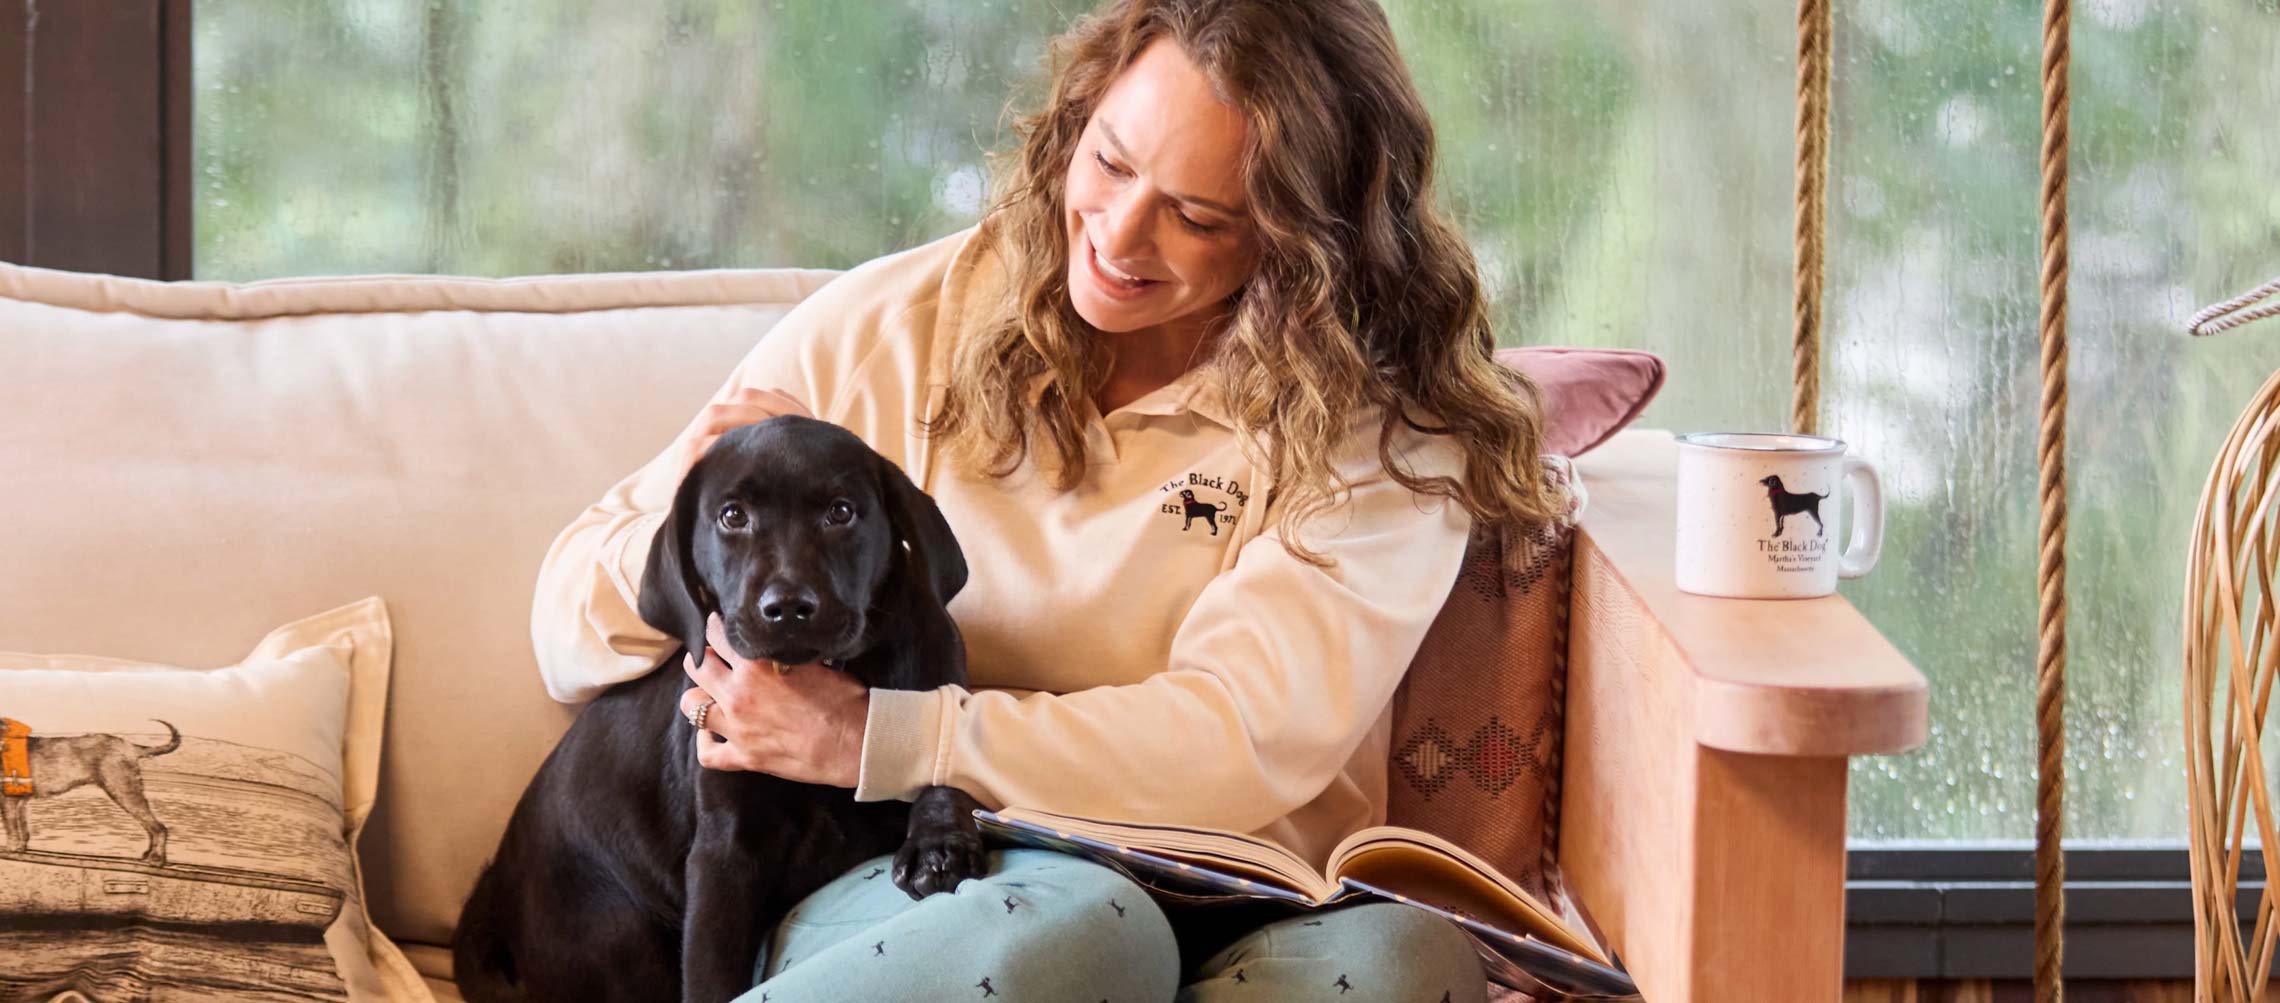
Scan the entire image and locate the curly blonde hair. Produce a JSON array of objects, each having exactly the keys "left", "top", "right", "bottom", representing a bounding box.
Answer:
[{"left": 929, "top": 0, "right": 1564, "bottom": 564}]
